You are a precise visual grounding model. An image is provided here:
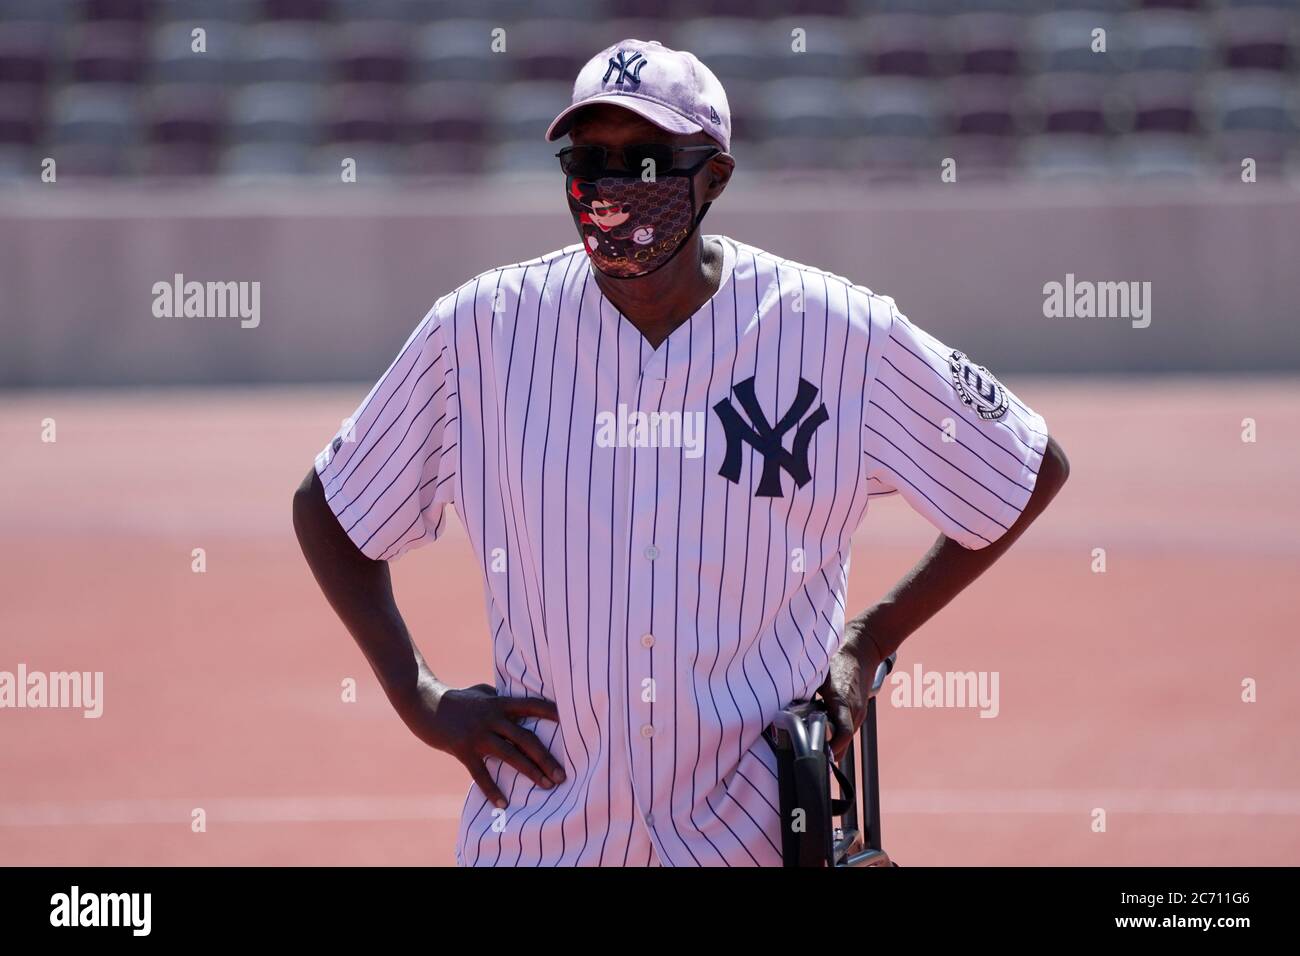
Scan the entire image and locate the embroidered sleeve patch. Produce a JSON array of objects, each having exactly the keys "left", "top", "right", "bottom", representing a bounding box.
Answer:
[{"left": 948, "top": 350, "right": 1009, "bottom": 421}]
